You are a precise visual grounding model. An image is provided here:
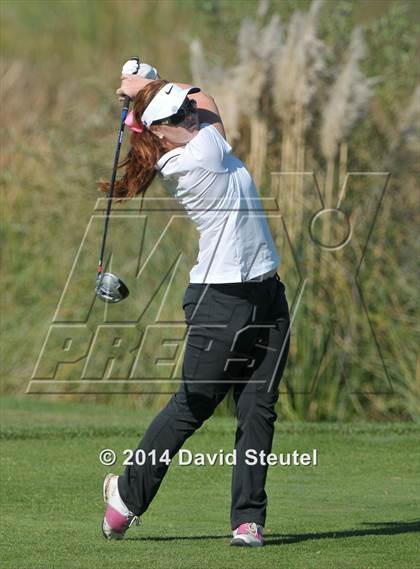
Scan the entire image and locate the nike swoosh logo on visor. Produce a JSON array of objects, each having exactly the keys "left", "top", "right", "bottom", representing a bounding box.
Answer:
[{"left": 165, "top": 85, "right": 173, "bottom": 94}]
